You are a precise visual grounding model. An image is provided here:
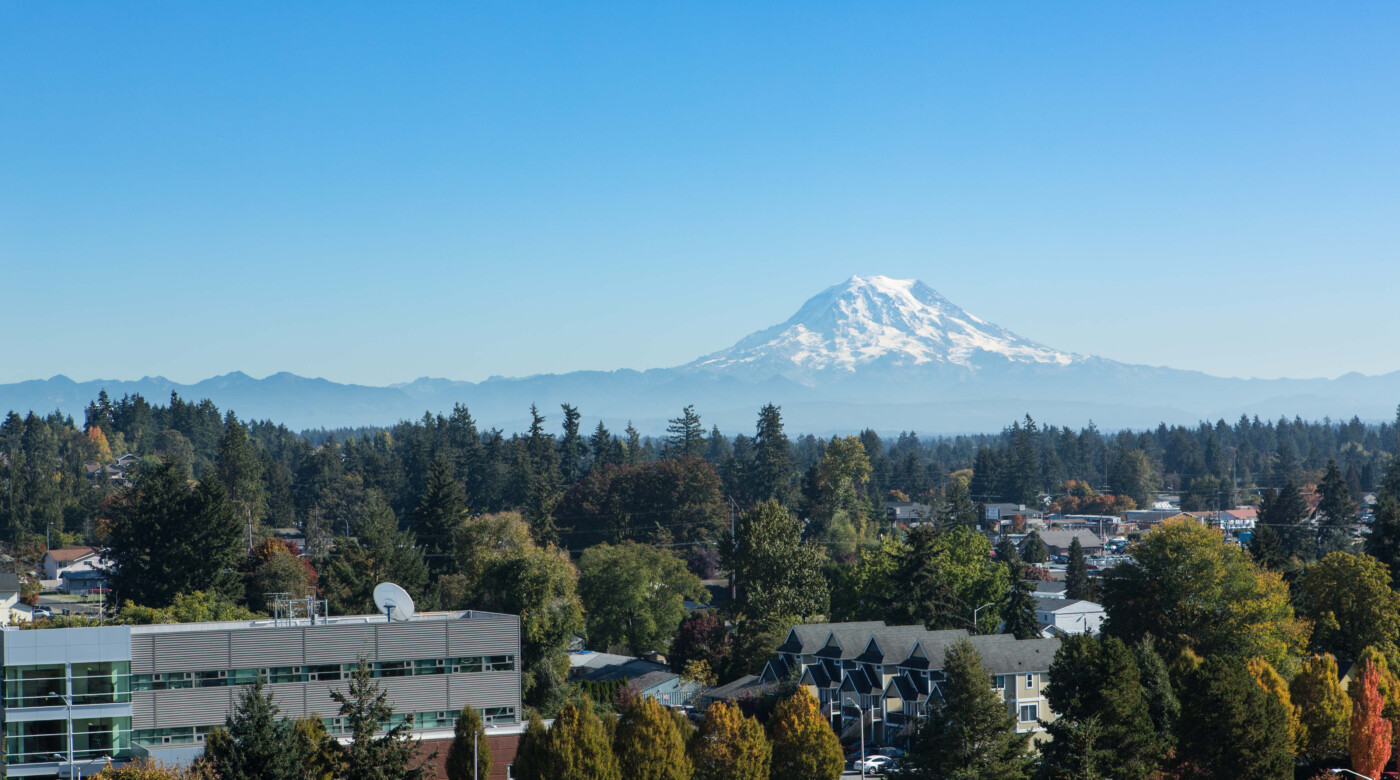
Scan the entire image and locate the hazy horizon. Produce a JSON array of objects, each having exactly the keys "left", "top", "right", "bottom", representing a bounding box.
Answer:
[{"left": 4, "top": 2, "right": 1399, "bottom": 386}]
